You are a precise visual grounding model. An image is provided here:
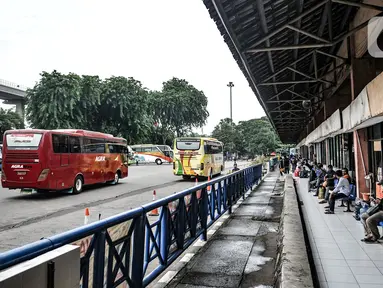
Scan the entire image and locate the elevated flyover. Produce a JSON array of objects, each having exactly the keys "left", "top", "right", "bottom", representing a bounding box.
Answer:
[{"left": 0, "top": 79, "right": 27, "bottom": 117}]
